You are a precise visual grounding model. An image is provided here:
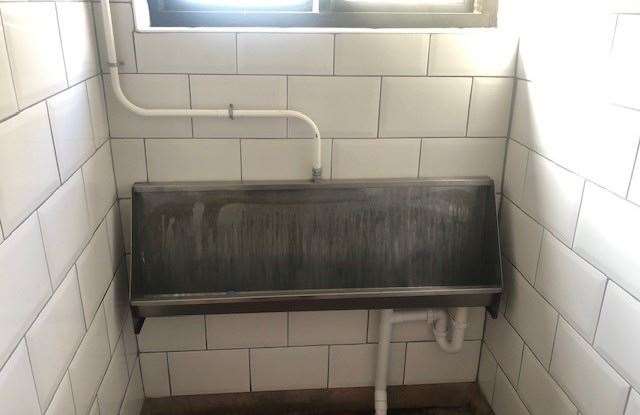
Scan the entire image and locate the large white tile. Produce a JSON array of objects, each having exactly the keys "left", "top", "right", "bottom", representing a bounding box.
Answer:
[
  {"left": 334, "top": 34, "right": 429, "bottom": 76},
  {"left": 467, "top": 78, "right": 514, "bottom": 137},
  {"left": 328, "top": 343, "right": 405, "bottom": 388},
  {"left": 332, "top": 139, "right": 420, "bottom": 179},
  {"left": 574, "top": 183, "right": 640, "bottom": 300},
  {"left": 379, "top": 77, "right": 471, "bottom": 138},
  {"left": 509, "top": 80, "right": 536, "bottom": 148},
  {"left": 94, "top": 3, "right": 136, "bottom": 73},
  {"left": 57, "top": 2, "right": 99, "bottom": 85},
  {"left": 0, "top": 3, "right": 67, "bottom": 107},
  {"left": 428, "top": 32, "right": 517, "bottom": 76},
  {"left": 610, "top": 15, "right": 640, "bottom": 110},
  {"left": 38, "top": 171, "right": 91, "bottom": 289},
  {"left": 477, "top": 345, "right": 497, "bottom": 403},
  {"left": 47, "top": 83, "right": 96, "bottom": 181},
  {"left": 0, "top": 342, "right": 41, "bottom": 415},
  {"left": 69, "top": 307, "right": 111, "bottom": 415},
  {"left": 550, "top": 318, "right": 629, "bottom": 415},
  {"left": 191, "top": 75, "right": 287, "bottom": 139},
  {"left": 206, "top": 313, "right": 287, "bottom": 349},
  {"left": 595, "top": 282, "right": 640, "bottom": 391},
  {"left": 140, "top": 353, "right": 170, "bottom": 397},
  {"left": 76, "top": 222, "right": 114, "bottom": 325},
  {"left": 169, "top": 349, "right": 250, "bottom": 395},
  {"left": 0, "top": 103, "right": 60, "bottom": 234},
  {"left": 483, "top": 312, "right": 523, "bottom": 384},
  {"left": 241, "top": 139, "right": 332, "bottom": 180},
  {"left": 491, "top": 368, "right": 529, "bottom": 415},
  {"left": 135, "top": 33, "right": 235, "bottom": 73},
  {"left": 138, "top": 315, "right": 205, "bottom": 352},
  {"left": 111, "top": 139, "right": 146, "bottom": 198},
  {"left": 97, "top": 338, "right": 129, "bottom": 415},
  {"left": 103, "top": 266, "right": 128, "bottom": 351},
  {"left": 502, "top": 140, "right": 528, "bottom": 204},
  {"left": 119, "top": 365, "right": 144, "bottom": 415},
  {"left": 404, "top": 341, "right": 480, "bottom": 384},
  {"left": 288, "top": 76, "right": 380, "bottom": 138},
  {"left": 289, "top": 310, "right": 368, "bottom": 346},
  {"left": 522, "top": 152, "right": 584, "bottom": 245},
  {"left": 104, "top": 74, "right": 191, "bottom": 138},
  {"left": 145, "top": 139, "right": 241, "bottom": 181},
  {"left": 500, "top": 198, "right": 543, "bottom": 282},
  {"left": 536, "top": 231, "right": 606, "bottom": 342},
  {"left": 0, "top": 215, "right": 52, "bottom": 367},
  {"left": 518, "top": 347, "right": 577, "bottom": 415},
  {"left": 26, "top": 267, "right": 85, "bottom": 410},
  {"left": 251, "top": 346, "right": 328, "bottom": 391},
  {"left": 419, "top": 138, "right": 506, "bottom": 189},
  {"left": 83, "top": 144, "right": 117, "bottom": 228},
  {"left": 0, "top": 18, "right": 17, "bottom": 120},
  {"left": 86, "top": 76, "right": 110, "bottom": 148},
  {"left": 45, "top": 374, "right": 76, "bottom": 415},
  {"left": 237, "top": 33, "right": 333, "bottom": 75}
]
